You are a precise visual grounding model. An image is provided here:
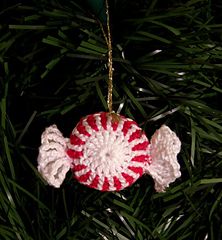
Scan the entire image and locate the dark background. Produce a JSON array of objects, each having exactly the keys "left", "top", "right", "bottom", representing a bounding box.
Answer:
[{"left": 1, "top": 0, "right": 222, "bottom": 239}]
